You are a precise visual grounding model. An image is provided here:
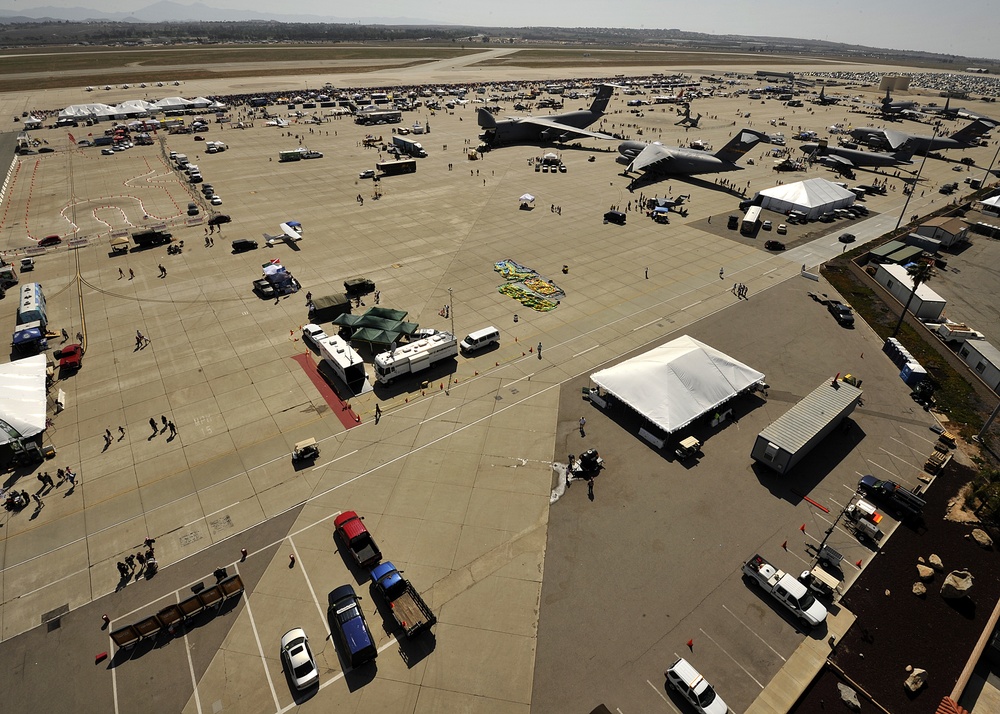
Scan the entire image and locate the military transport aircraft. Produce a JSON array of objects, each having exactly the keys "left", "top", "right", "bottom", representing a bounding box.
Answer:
[
  {"left": 800, "top": 139, "right": 915, "bottom": 170},
  {"left": 477, "top": 85, "right": 615, "bottom": 147},
  {"left": 812, "top": 86, "right": 839, "bottom": 105},
  {"left": 618, "top": 128, "right": 769, "bottom": 182},
  {"left": 849, "top": 118, "right": 996, "bottom": 153}
]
